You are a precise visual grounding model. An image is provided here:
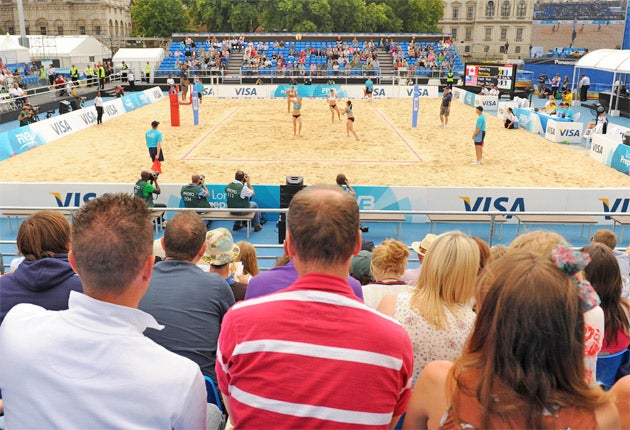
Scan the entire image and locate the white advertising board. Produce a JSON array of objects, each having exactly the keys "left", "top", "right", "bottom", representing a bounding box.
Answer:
[{"left": 544, "top": 119, "right": 583, "bottom": 144}]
